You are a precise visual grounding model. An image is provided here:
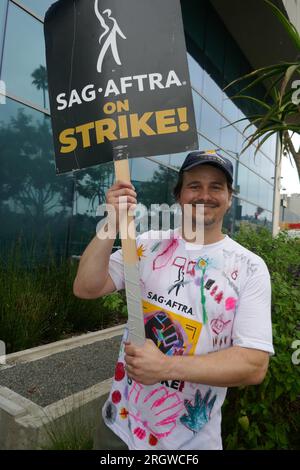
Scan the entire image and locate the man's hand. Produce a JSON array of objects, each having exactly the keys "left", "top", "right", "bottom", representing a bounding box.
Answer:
[
  {"left": 124, "top": 339, "right": 170, "bottom": 385},
  {"left": 106, "top": 180, "right": 137, "bottom": 233}
]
